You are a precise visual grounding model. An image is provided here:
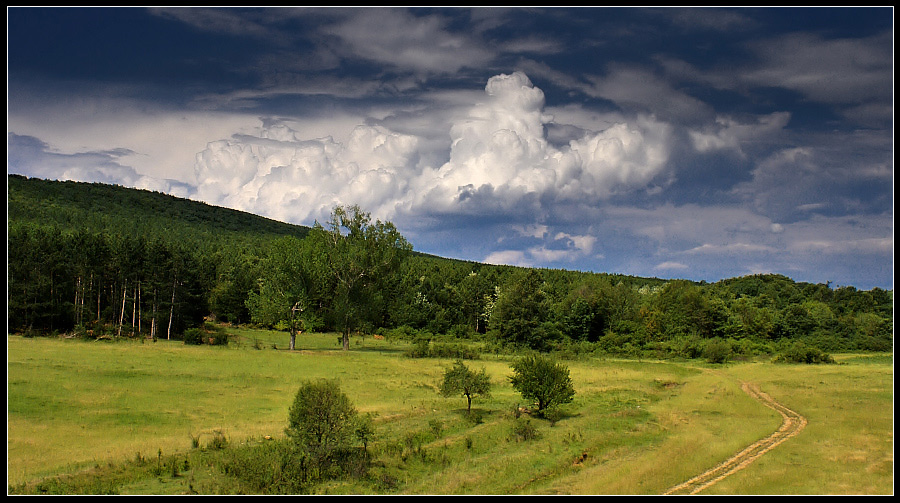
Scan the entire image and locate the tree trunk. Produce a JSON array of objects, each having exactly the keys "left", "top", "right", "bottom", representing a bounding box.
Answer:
[
  {"left": 167, "top": 276, "right": 177, "bottom": 340},
  {"left": 73, "top": 276, "right": 80, "bottom": 327},
  {"left": 151, "top": 307, "right": 157, "bottom": 340},
  {"left": 118, "top": 279, "right": 127, "bottom": 337},
  {"left": 289, "top": 301, "right": 301, "bottom": 351},
  {"left": 131, "top": 283, "right": 137, "bottom": 336},
  {"left": 136, "top": 282, "right": 141, "bottom": 336},
  {"left": 150, "top": 287, "right": 158, "bottom": 341}
]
